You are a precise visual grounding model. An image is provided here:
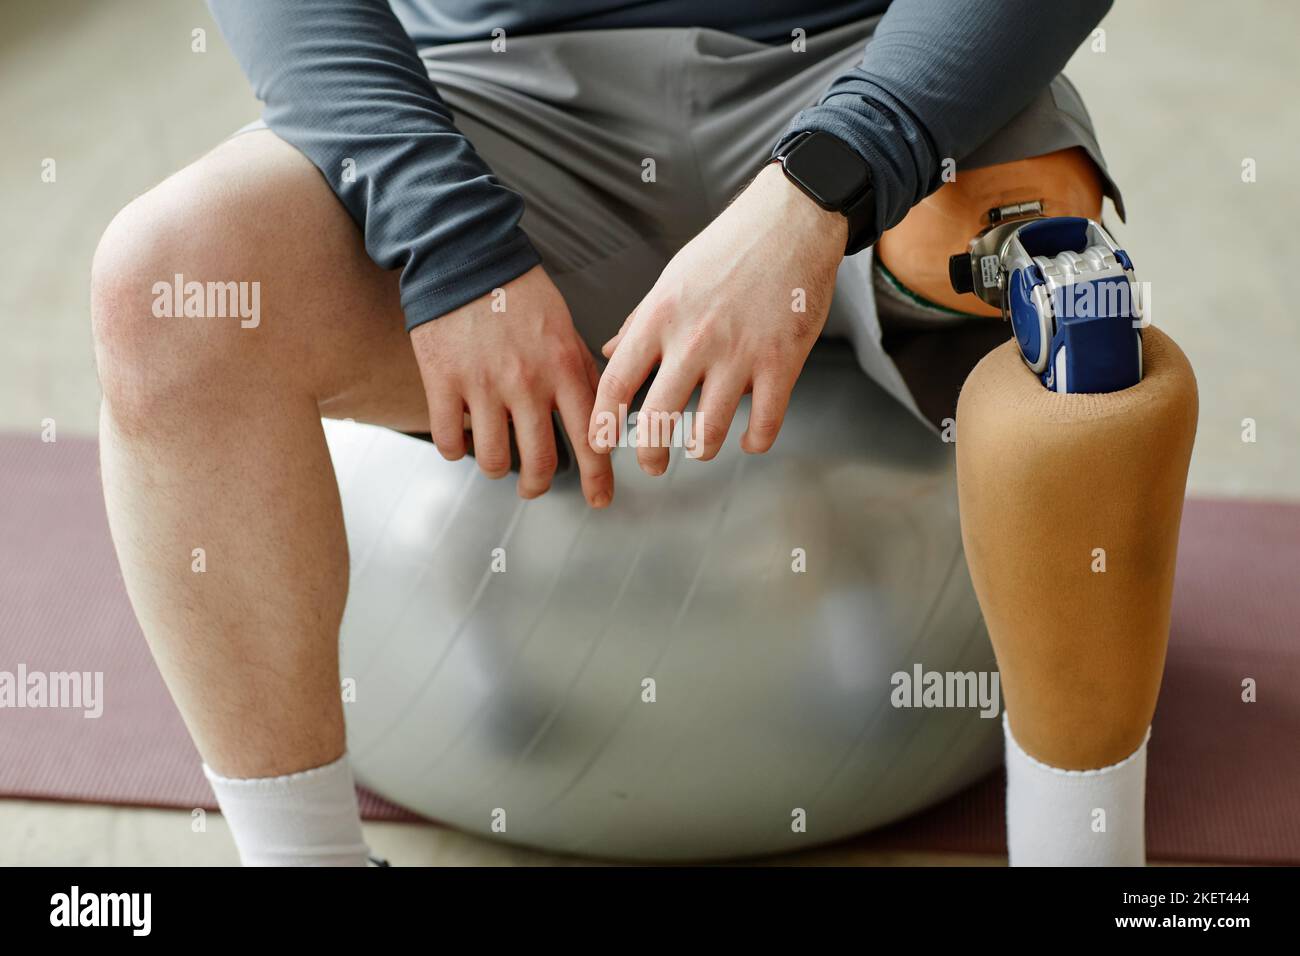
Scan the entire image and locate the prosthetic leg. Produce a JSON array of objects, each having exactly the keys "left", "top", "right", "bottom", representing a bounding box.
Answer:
[{"left": 950, "top": 212, "right": 1198, "bottom": 865}]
